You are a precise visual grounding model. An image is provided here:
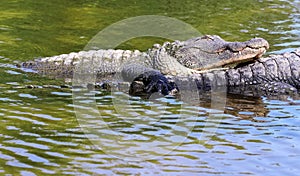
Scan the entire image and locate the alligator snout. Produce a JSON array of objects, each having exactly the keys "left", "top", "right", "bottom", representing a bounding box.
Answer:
[
  {"left": 247, "top": 38, "right": 269, "bottom": 50},
  {"left": 227, "top": 38, "right": 269, "bottom": 52}
]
